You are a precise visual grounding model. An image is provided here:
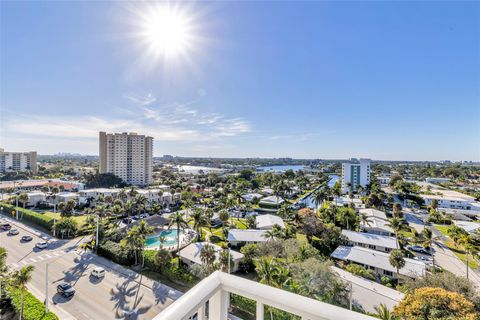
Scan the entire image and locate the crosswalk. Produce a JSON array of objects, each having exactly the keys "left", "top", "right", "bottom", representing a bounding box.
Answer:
[{"left": 10, "top": 250, "right": 67, "bottom": 268}]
